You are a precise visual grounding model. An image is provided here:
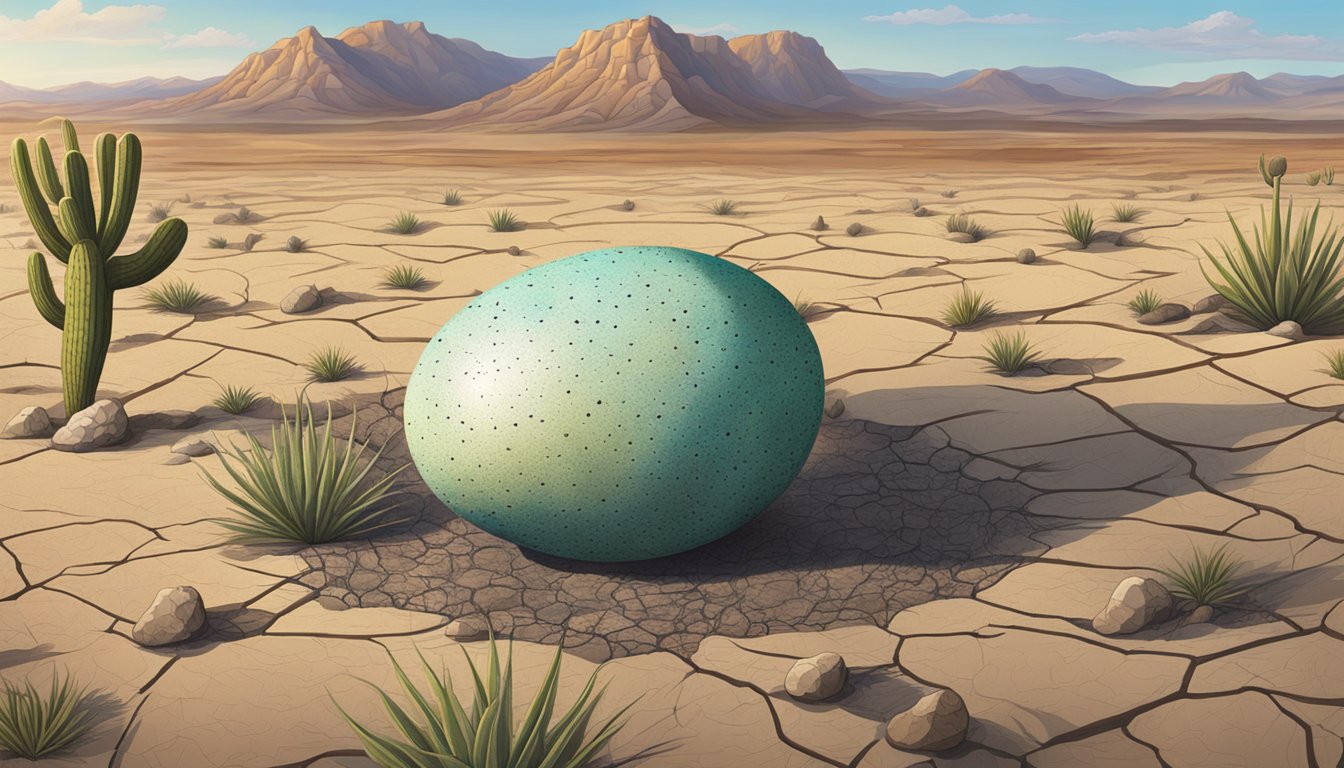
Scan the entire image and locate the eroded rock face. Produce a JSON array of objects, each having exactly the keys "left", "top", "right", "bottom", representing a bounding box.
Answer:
[
  {"left": 51, "top": 399, "right": 128, "bottom": 453},
  {"left": 2, "top": 406, "right": 53, "bottom": 439},
  {"left": 281, "top": 284, "right": 323, "bottom": 314},
  {"left": 1093, "top": 576, "right": 1173, "bottom": 635},
  {"left": 132, "top": 586, "right": 207, "bottom": 647},
  {"left": 885, "top": 689, "right": 969, "bottom": 751},
  {"left": 1138, "top": 303, "right": 1191, "bottom": 325},
  {"left": 784, "top": 652, "right": 847, "bottom": 701}
]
